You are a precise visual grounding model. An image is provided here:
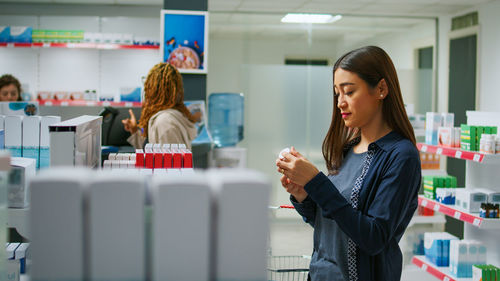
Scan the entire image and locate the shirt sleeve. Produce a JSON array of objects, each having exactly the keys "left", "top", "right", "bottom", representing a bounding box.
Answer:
[
  {"left": 290, "top": 195, "right": 316, "bottom": 227},
  {"left": 304, "top": 154, "right": 421, "bottom": 256},
  {"left": 127, "top": 131, "right": 145, "bottom": 149}
]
